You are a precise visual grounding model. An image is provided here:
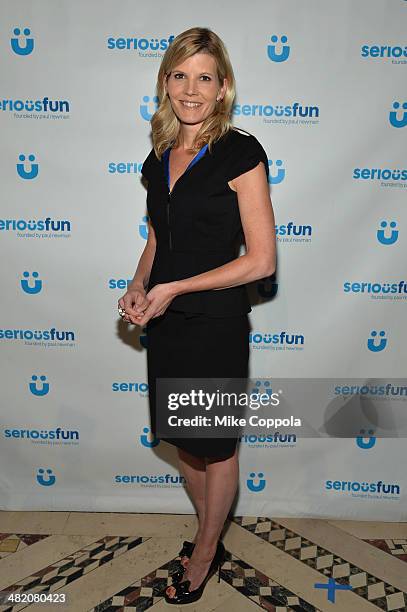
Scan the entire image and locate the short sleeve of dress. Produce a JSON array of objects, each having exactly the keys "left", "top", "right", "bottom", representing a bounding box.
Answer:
[{"left": 225, "top": 133, "right": 269, "bottom": 183}]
